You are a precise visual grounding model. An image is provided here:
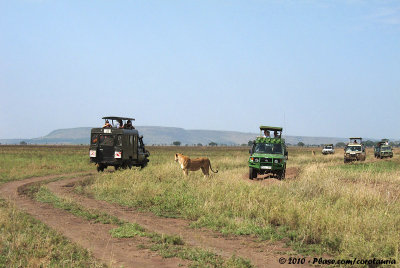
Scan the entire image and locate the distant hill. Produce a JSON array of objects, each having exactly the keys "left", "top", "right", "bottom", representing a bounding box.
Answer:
[{"left": 0, "top": 126, "right": 360, "bottom": 146}]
